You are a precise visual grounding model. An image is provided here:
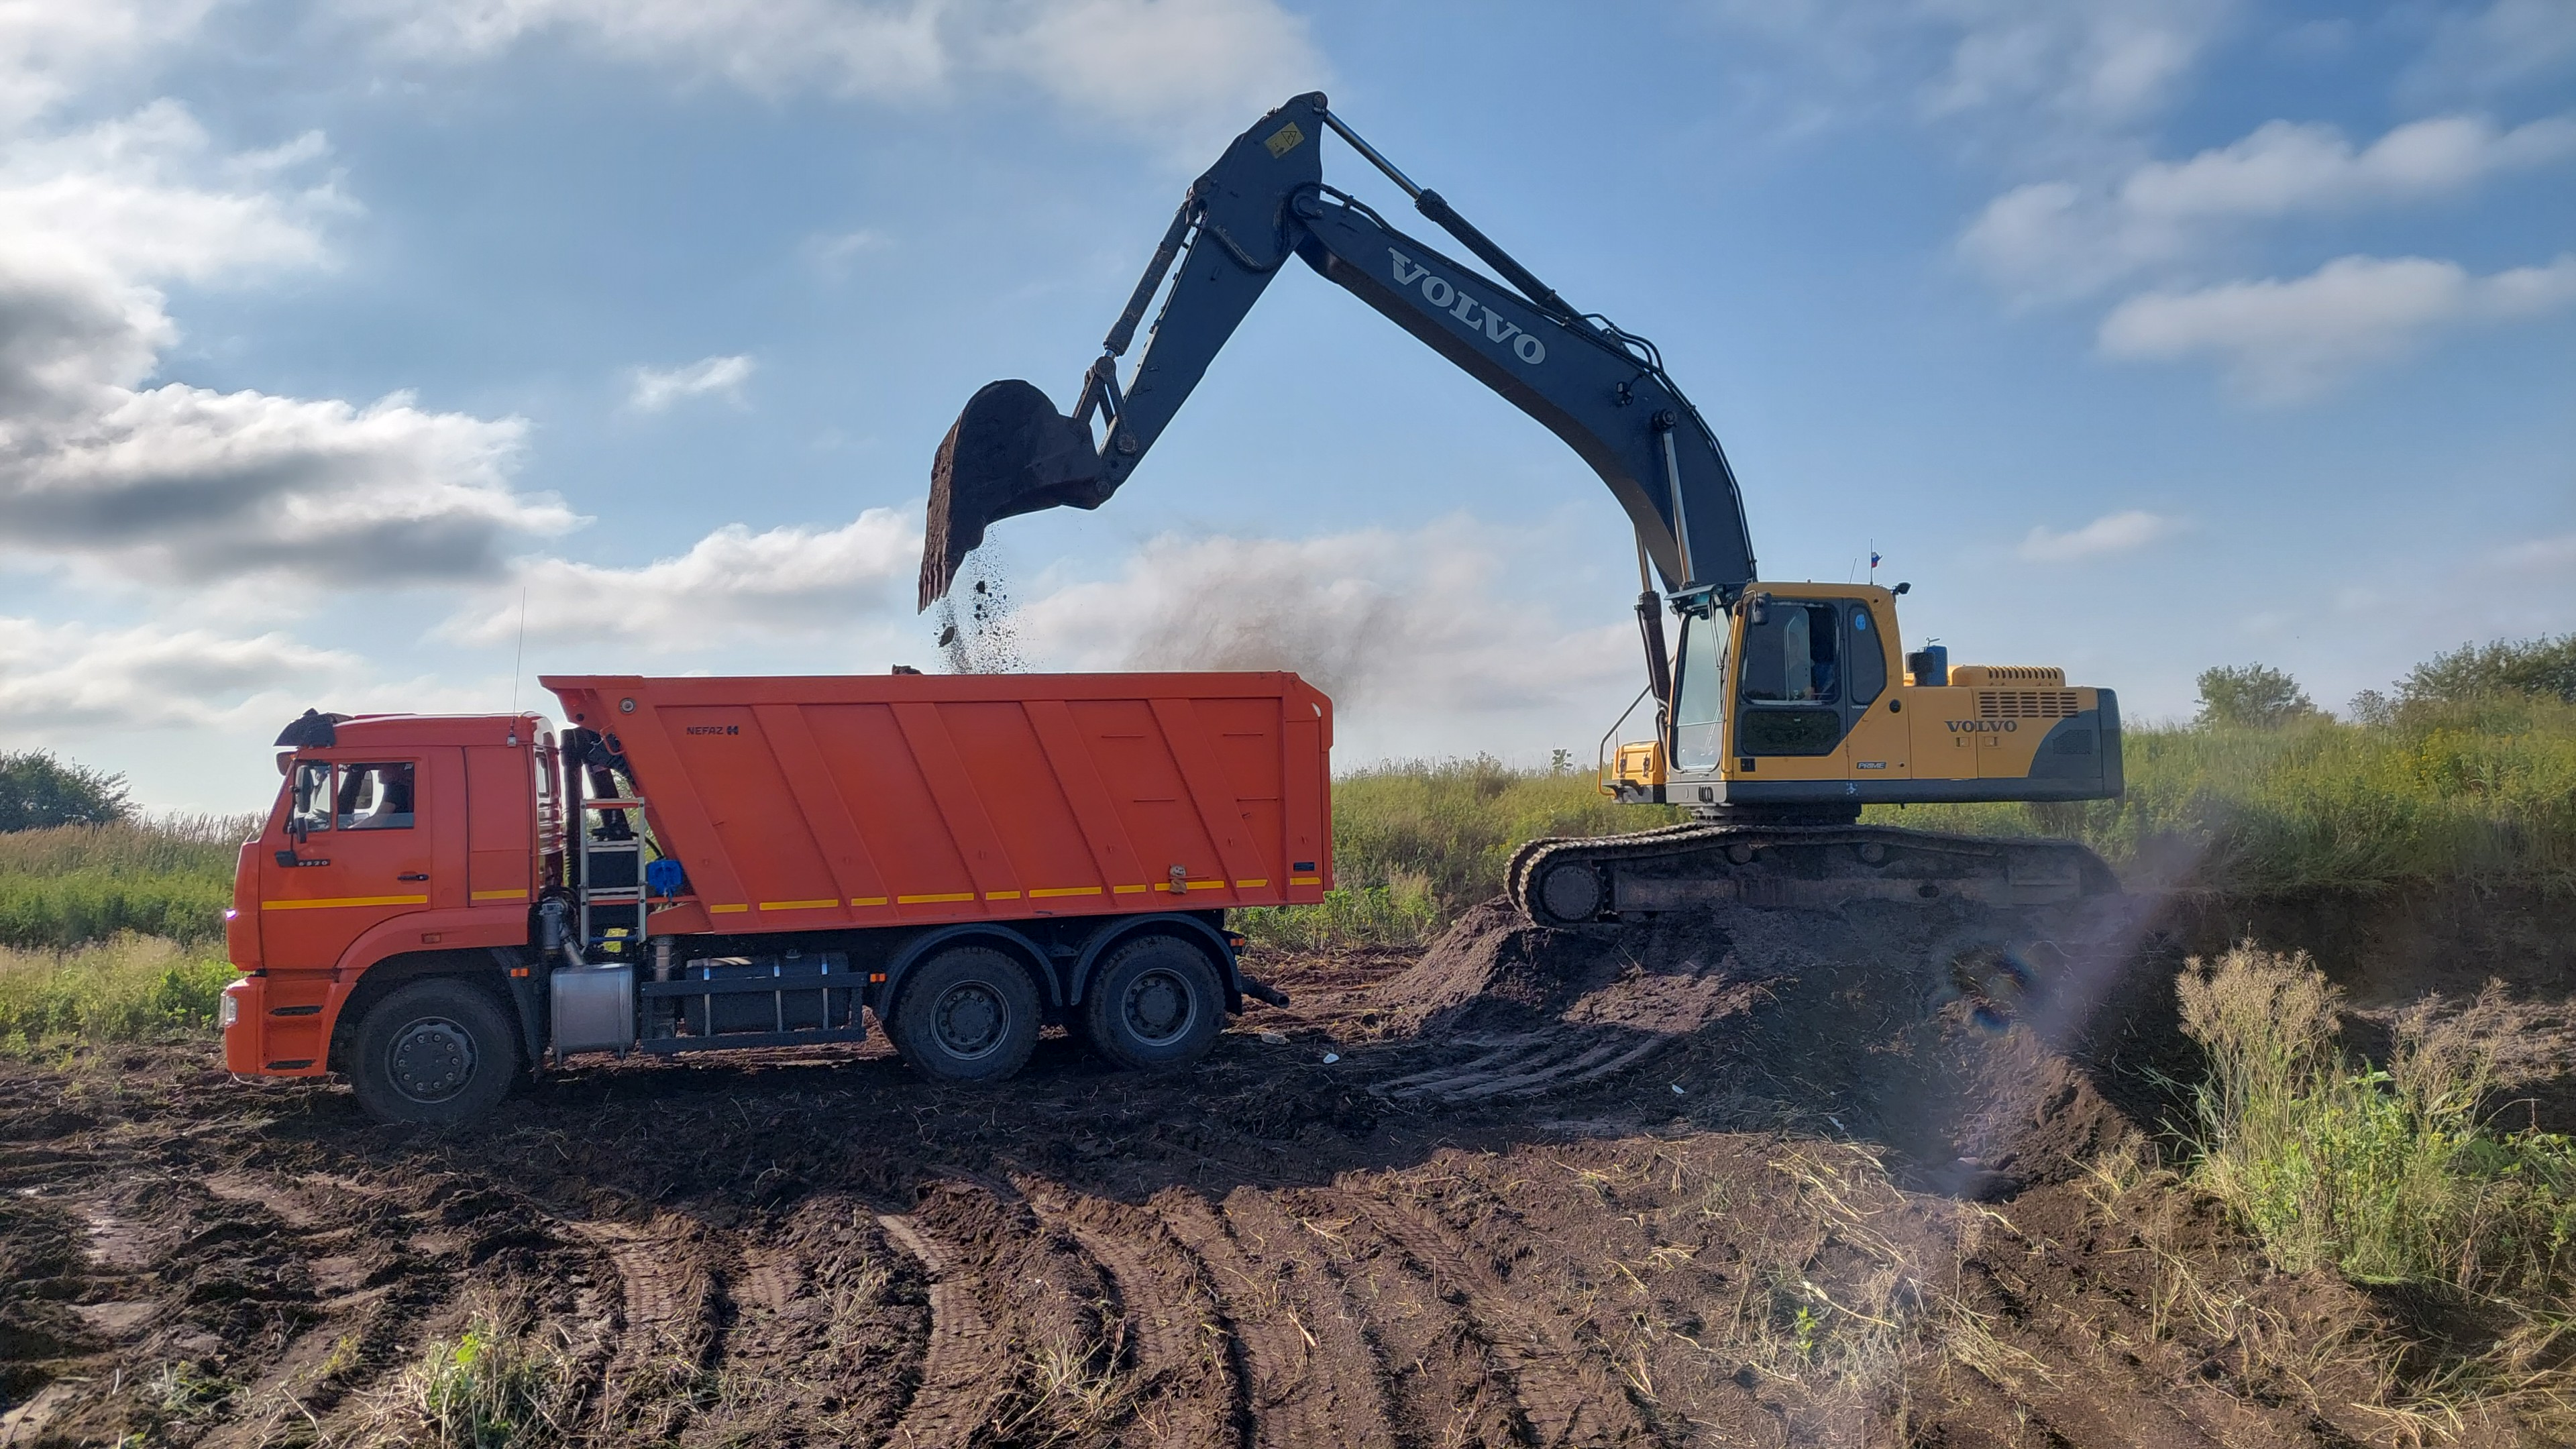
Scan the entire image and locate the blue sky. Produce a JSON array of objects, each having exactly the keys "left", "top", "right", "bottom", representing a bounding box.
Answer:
[{"left": 2, "top": 0, "right": 2570, "bottom": 812}]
